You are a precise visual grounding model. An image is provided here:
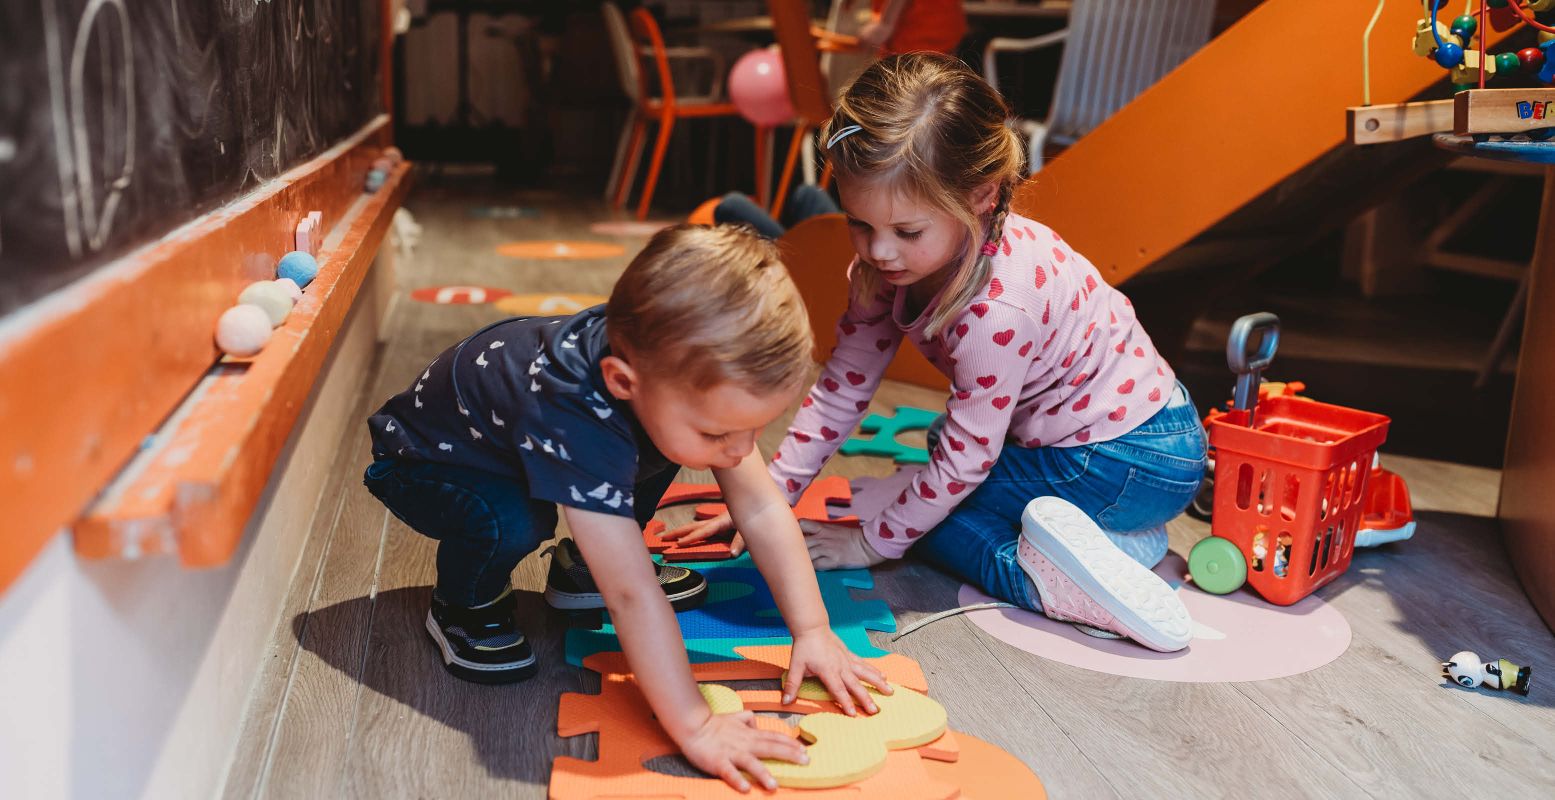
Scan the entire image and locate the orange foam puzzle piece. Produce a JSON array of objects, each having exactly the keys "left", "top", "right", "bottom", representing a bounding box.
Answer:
[
  {"left": 552, "top": 649, "right": 959, "bottom": 800},
  {"left": 643, "top": 477, "right": 859, "bottom": 562}
]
